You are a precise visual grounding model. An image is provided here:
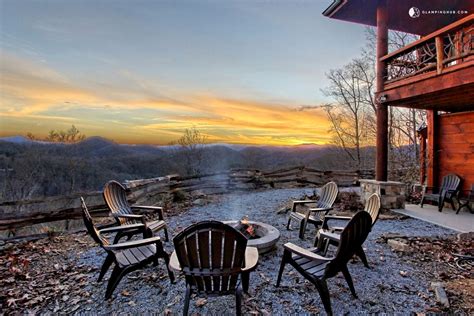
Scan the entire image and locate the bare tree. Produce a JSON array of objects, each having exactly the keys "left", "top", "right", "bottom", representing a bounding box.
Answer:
[
  {"left": 44, "top": 125, "right": 86, "bottom": 143},
  {"left": 323, "top": 28, "right": 426, "bottom": 178},
  {"left": 22, "top": 125, "right": 87, "bottom": 195},
  {"left": 322, "top": 57, "right": 376, "bottom": 169},
  {"left": 176, "top": 127, "right": 207, "bottom": 176}
]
